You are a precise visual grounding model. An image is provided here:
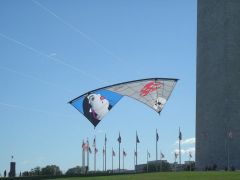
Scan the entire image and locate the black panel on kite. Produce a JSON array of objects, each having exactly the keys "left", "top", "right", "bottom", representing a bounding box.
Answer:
[{"left": 69, "top": 78, "right": 178, "bottom": 127}]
